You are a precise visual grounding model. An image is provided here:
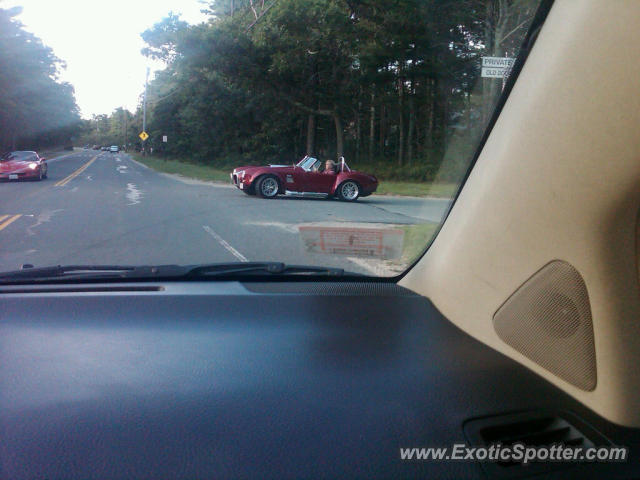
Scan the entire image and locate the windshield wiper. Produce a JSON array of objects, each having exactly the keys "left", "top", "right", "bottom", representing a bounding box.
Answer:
[
  {"left": 184, "top": 262, "right": 347, "bottom": 277},
  {"left": 0, "top": 265, "right": 182, "bottom": 282},
  {"left": 0, "top": 262, "right": 356, "bottom": 283}
]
